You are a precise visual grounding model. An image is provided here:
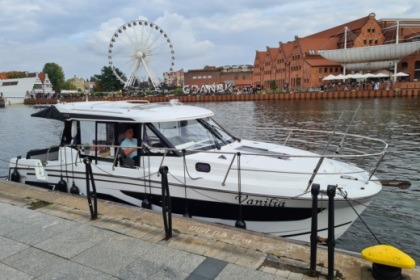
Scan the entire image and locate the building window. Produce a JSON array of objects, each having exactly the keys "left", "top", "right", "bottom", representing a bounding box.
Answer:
[
  {"left": 401, "top": 62, "right": 408, "bottom": 69},
  {"left": 415, "top": 61, "right": 420, "bottom": 79},
  {"left": 363, "top": 38, "right": 367, "bottom": 44},
  {"left": 1, "top": 81, "right": 18, "bottom": 86}
]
